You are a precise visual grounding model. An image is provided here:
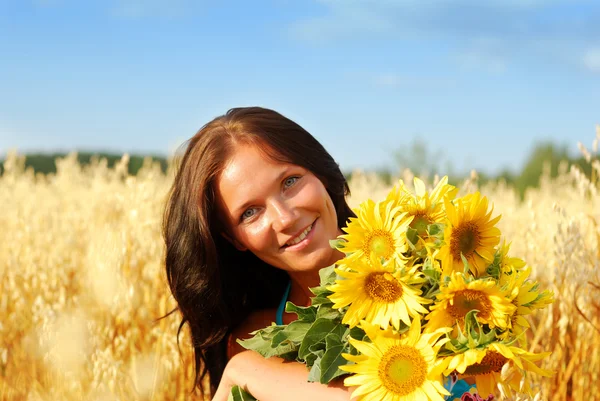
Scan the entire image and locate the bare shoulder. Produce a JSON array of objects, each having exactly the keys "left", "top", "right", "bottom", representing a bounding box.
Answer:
[{"left": 227, "top": 308, "right": 277, "bottom": 358}]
